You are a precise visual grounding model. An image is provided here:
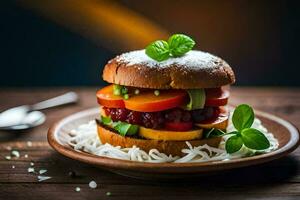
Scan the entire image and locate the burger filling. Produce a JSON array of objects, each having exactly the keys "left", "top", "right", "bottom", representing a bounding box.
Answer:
[{"left": 97, "top": 84, "right": 229, "bottom": 140}]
